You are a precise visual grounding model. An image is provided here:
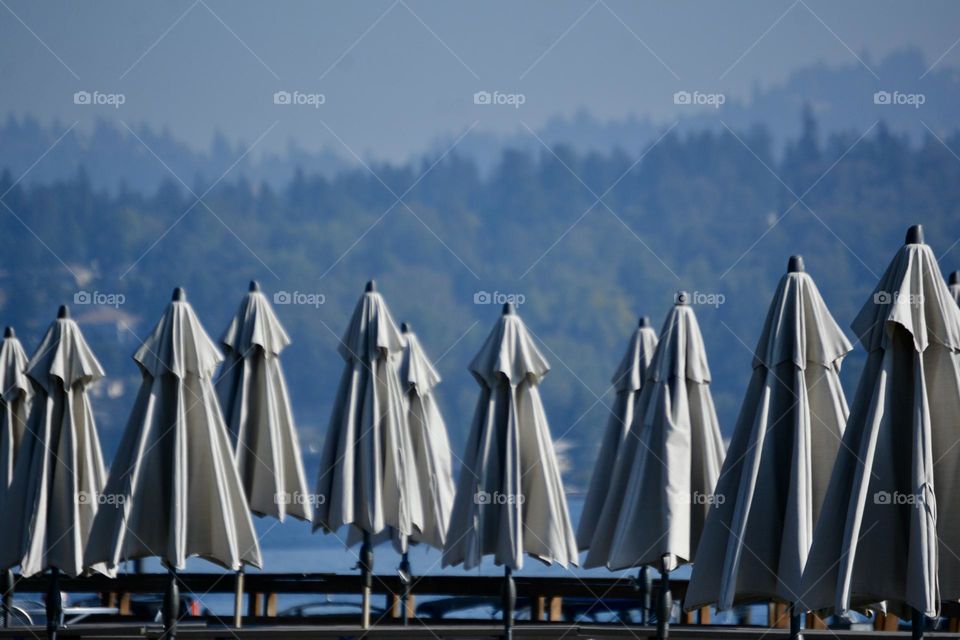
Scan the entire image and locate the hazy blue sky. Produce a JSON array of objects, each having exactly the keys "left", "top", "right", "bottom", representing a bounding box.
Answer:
[{"left": 3, "top": 0, "right": 960, "bottom": 159}]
